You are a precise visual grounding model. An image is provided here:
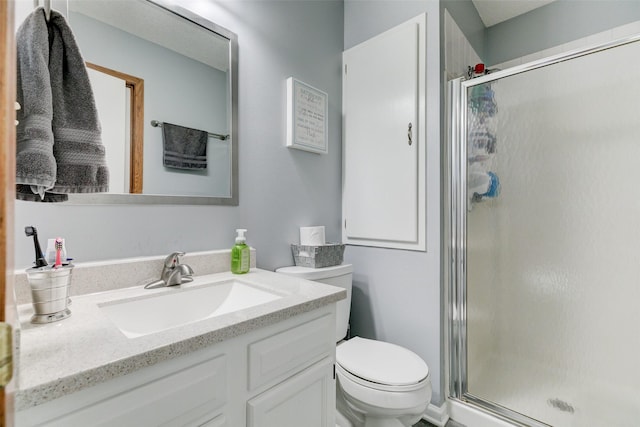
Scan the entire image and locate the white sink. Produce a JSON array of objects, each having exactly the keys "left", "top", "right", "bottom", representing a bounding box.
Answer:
[{"left": 99, "top": 278, "right": 282, "bottom": 338}]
